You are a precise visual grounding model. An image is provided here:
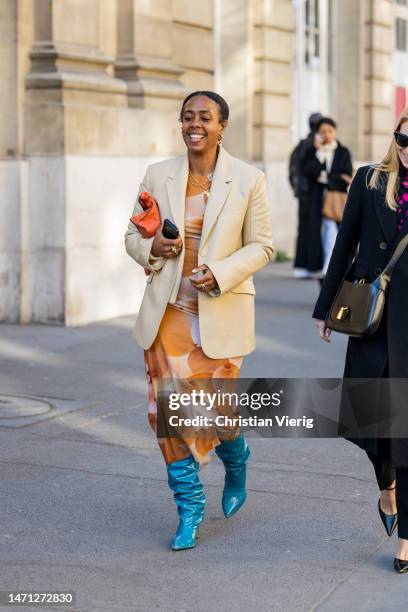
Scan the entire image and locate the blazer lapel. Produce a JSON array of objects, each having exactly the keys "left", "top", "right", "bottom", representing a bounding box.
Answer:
[
  {"left": 372, "top": 188, "right": 397, "bottom": 247},
  {"left": 200, "top": 147, "right": 233, "bottom": 247},
  {"left": 166, "top": 154, "right": 188, "bottom": 234}
]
